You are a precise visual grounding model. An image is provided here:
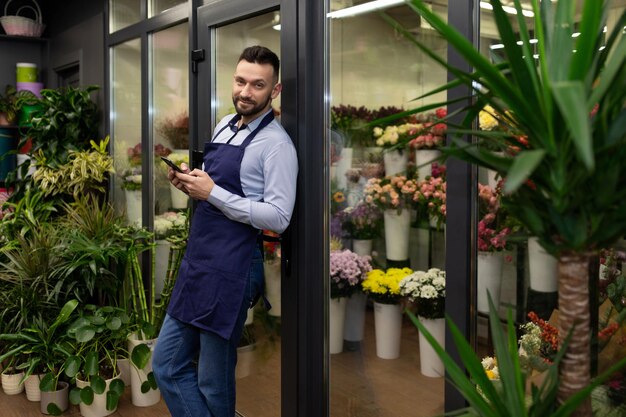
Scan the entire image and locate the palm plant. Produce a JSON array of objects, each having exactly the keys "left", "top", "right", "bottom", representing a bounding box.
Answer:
[
  {"left": 408, "top": 297, "right": 626, "bottom": 417},
  {"left": 382, "top": 0, "right": 626, "bottom": 413}
]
